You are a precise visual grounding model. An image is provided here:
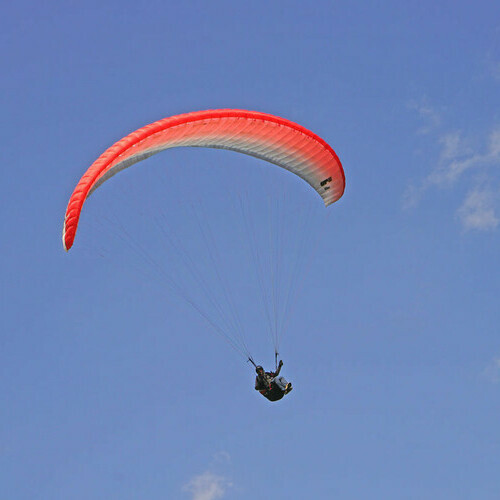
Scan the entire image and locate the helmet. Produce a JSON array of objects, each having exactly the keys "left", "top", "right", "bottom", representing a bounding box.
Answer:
[{"left": 255, "top": 365, "right": 264, "bottom": 374}]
